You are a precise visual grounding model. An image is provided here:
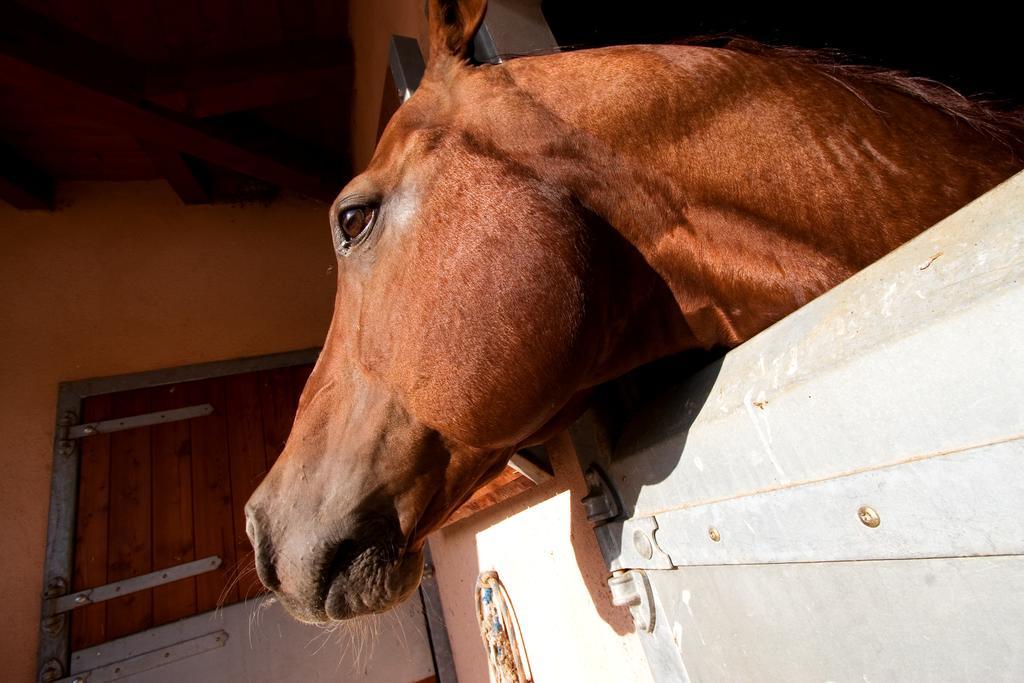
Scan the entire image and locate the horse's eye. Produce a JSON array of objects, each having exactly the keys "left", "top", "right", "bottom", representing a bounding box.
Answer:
[{"left": 336, "top": 205, "right": 376, "bottom": 244}]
